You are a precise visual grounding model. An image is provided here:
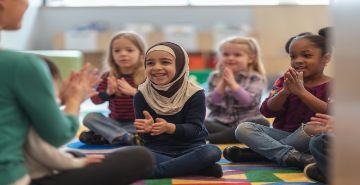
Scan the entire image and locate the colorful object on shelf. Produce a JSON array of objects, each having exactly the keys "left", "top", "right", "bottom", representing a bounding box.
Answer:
[
  {"left": 189, "top": 69, "right": 212, "bottom": 85},
  {"left": 189, "top": 53, "right": 207, "bottom": 70}
]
